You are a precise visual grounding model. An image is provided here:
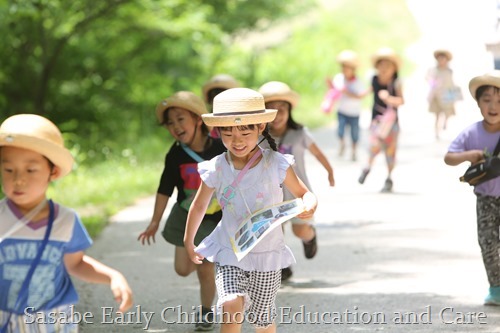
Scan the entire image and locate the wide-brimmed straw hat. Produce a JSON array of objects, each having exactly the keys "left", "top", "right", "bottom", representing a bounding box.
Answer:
[
  {"left": 155, "top": 91, "right": 207, "bottom": 123},
  {"left": 337, "top": 49, "right": 359, "bottom": 68},
  {"left": 433, "top": 49, "right": 452, "bottom": 61},
  {"left": 202, "top": 88, "right": 277, "bottom": 127},
  {"left": 202, "top": 74, "right": 240, "bottom": 103},
  {"left": 258, "top": 81, "right": 300, "bottom": 109},
  {"left": 468, "top": 70, "right": 500, "bottom": 101},
  {"left": 372, "top": 47, "right": 401, "bottom": 70},
  {"left": 0, "top": 114, "right": 74, "bottom": 179}
]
